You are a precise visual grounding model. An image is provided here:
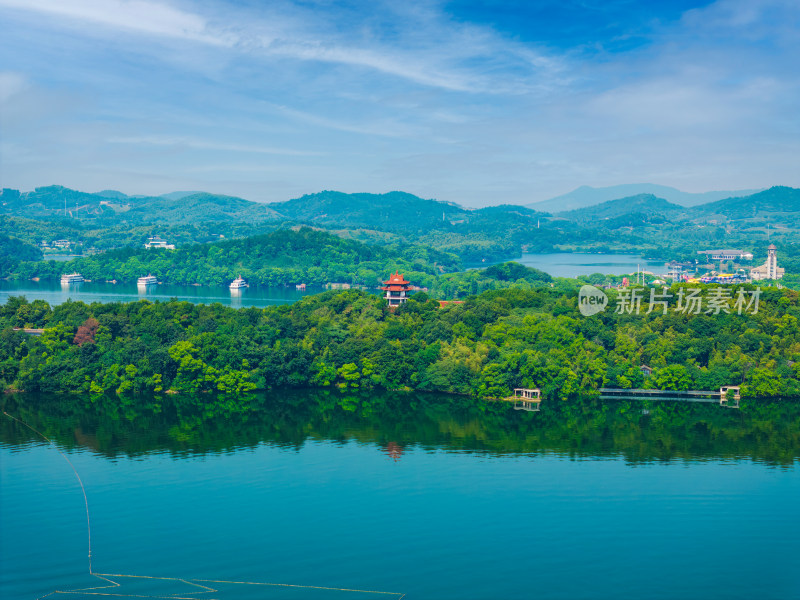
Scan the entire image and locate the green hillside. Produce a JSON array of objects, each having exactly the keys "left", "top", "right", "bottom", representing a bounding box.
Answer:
[
  {"left": 558, "top": 194, "right": 686, "bottom": 222},
  {"left": 12, "top": 227, "right": 461, "bottom": 288},
  {"left": 269, "top": 190, "right": 469, "bottom": 231},
  {"left": 0, "top": 186, "right": 280, "bottom": 224},
  {"left": 0, "top": 185, "right": 116, "bottom": 218},
  {"left": 124, "top": 192, "right": 280, "bottom": 224},
  {"left": 269, "top": 192, "right": 556, "bottom": 261},
  {"left": 528, "top": 184, "right": 763, "bottom": 212},
  {"left": 691, "top": 186, "right": 800, "bottom": 220}
]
